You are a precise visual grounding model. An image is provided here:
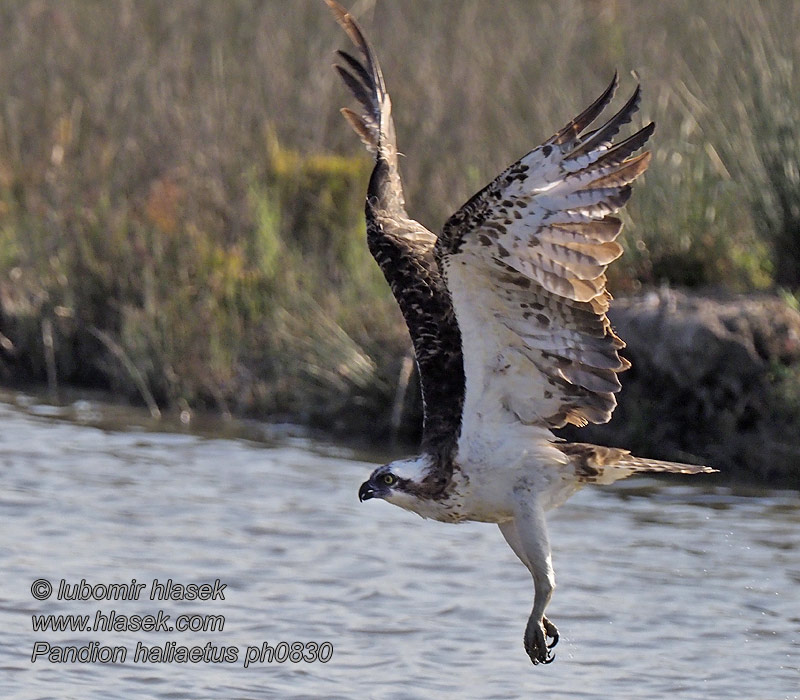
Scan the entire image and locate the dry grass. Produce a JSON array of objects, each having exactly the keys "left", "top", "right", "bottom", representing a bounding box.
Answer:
[{"left": 0, "top": 0, "right": 798, "bottom": 432}]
